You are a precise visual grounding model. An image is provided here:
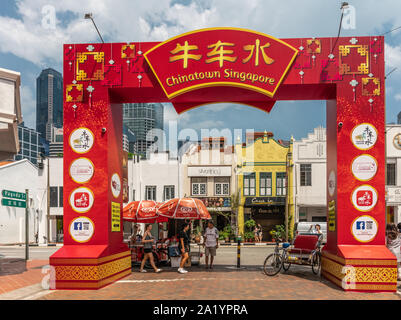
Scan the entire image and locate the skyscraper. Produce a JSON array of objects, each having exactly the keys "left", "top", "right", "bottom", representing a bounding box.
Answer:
[
  {"left": 36, "top": 68, "right": 63, "bottom": 141},
  {"left": 122, "top": 103, "right": 164, "bottom": 157}
]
